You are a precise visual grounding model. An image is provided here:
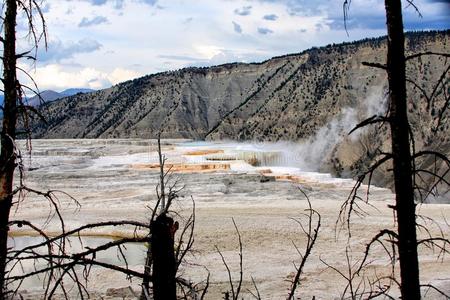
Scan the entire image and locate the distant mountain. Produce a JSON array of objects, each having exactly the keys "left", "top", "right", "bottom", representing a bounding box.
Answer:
[
  {"left": 26, "top": 88, "right": 95, "bottom": 106},
  {"left": 27, "top": 90, "right": 62, "bottom": 106},
  {"left": 0, "top": 88, "right": 94, "bottom": 118},
  {"left": 60, "top": 88, "right": 96, "bottom": 97}
]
